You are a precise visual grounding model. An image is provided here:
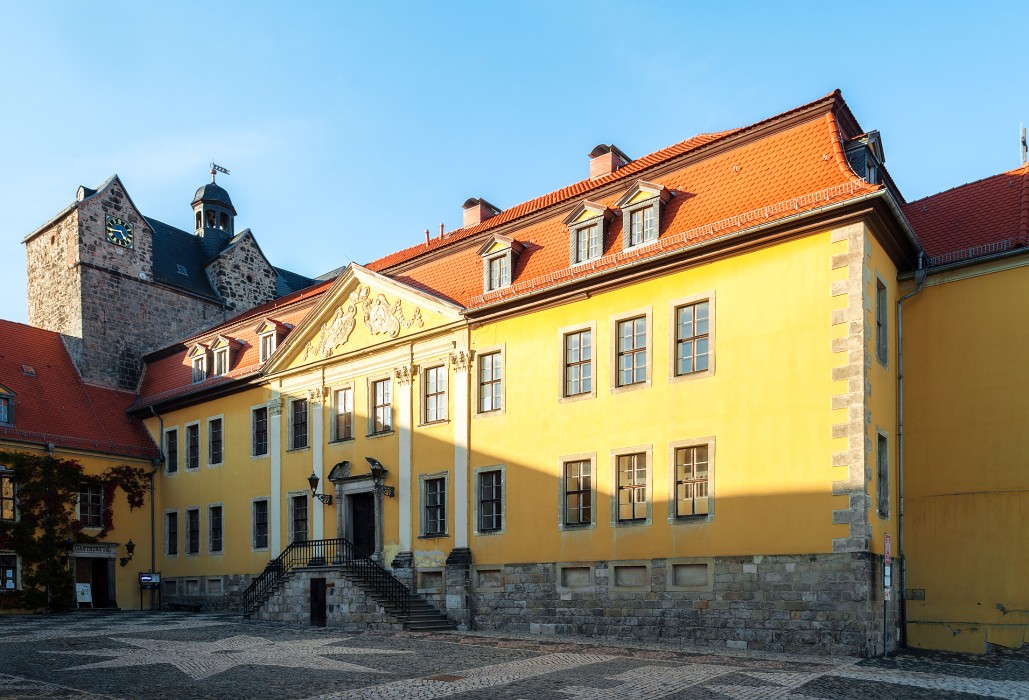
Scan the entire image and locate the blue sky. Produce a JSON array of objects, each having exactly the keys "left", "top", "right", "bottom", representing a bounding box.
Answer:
[{"left": 0, "top": 1, "right": 1023, "bottom": 324}]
